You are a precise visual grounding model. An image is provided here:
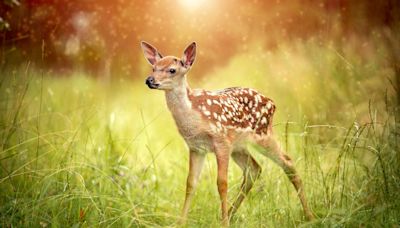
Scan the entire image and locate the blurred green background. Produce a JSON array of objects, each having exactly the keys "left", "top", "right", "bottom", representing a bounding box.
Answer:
[{"left": 1, "top": 0, "right": 399, "bottom": 227}]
